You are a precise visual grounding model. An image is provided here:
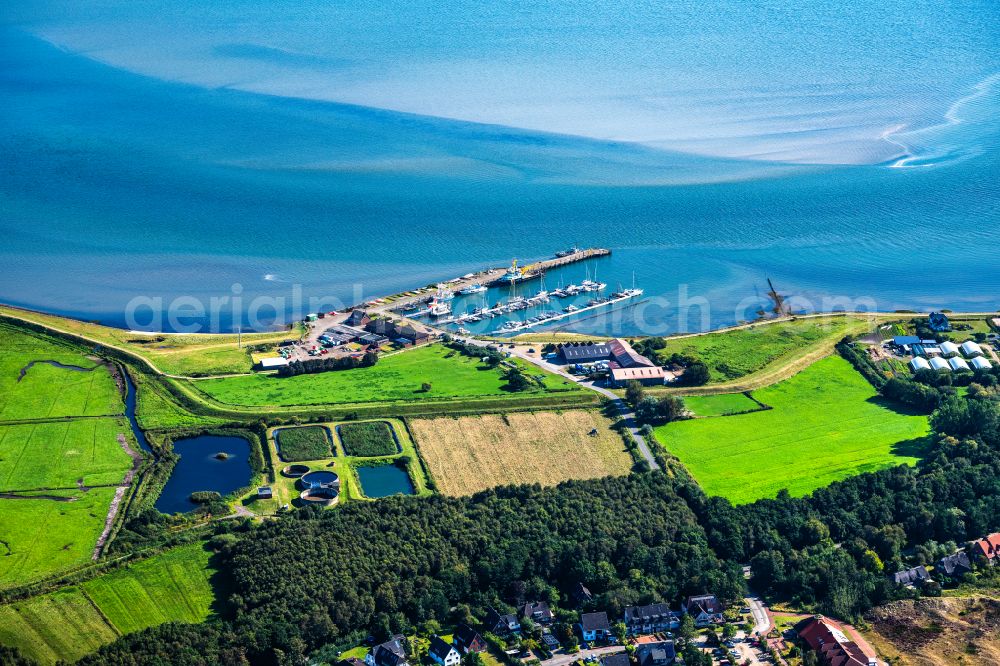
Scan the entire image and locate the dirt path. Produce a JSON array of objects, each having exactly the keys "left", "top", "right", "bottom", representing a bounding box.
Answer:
[{"left": 92, "top": 433, "right": 144, "bottom": 560}]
